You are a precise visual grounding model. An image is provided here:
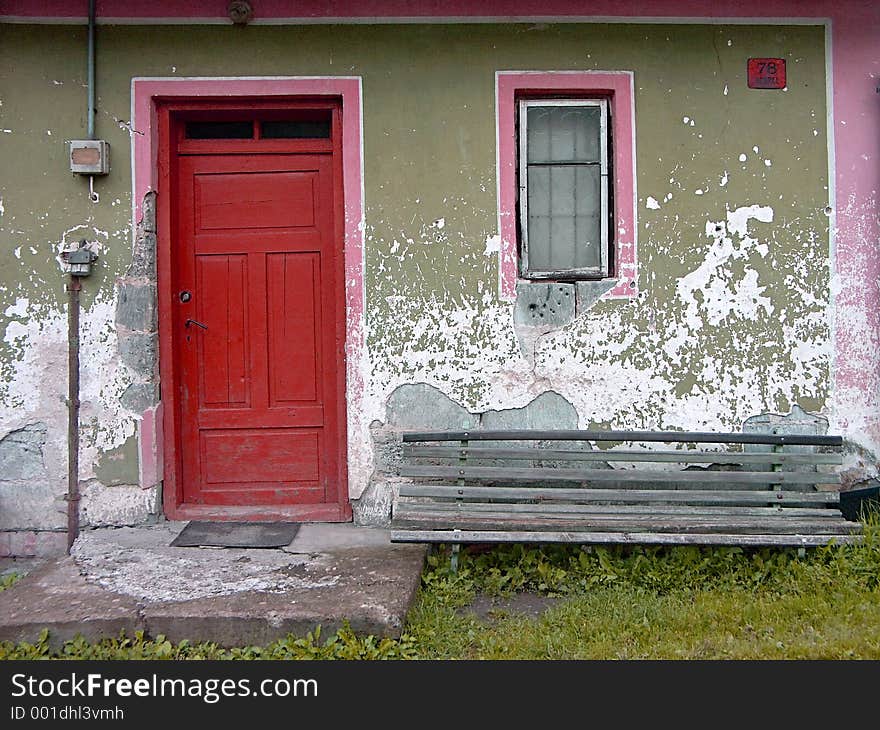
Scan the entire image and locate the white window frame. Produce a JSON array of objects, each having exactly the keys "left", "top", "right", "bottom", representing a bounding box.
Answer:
[{"left": 518, "top": 98, "right": 610, "bottom": 279}]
